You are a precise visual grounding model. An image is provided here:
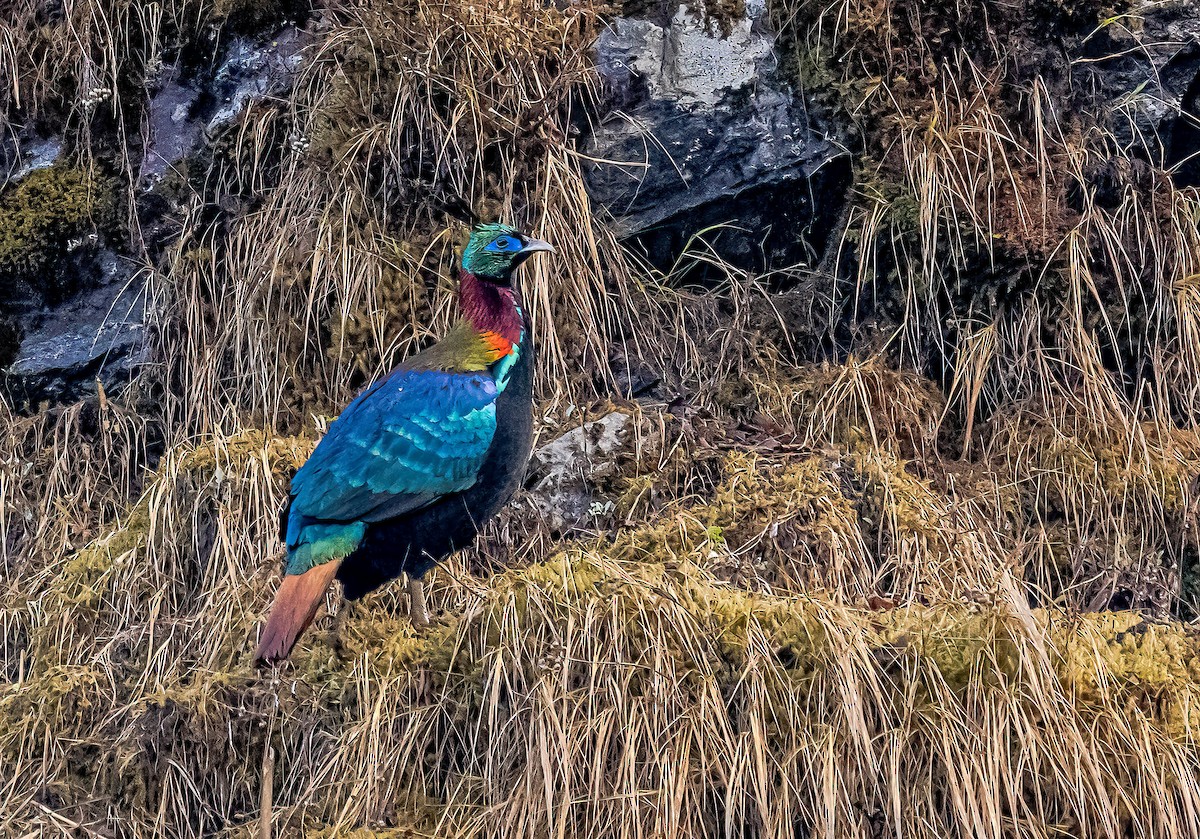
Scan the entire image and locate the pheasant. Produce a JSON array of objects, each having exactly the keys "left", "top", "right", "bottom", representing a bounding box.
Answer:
[{"left": 255, "top": 223, "right": 552, "bottom": 663}]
